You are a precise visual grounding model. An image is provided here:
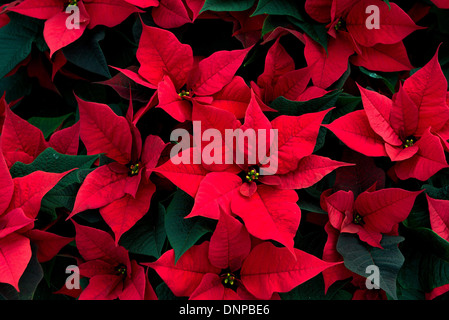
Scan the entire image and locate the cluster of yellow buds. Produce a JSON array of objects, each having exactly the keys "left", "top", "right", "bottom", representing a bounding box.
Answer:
[
  {"left": 223, "top": 273, "right": 236, "bottom": 287},
  {"left": 129, "top": 163, "right": 140, "bottom": 176},
  {"left": 353, "top": 212, "right": 365, "bottom": 225},
  {"left": 178, "top": 90, "right": 190, "bottom": 98},
  {"left": 115, "top": 265, "right": 127, "bottom": 276},
  {"left": 334, "top": 19, "right": 343, "bottom": 31},
  {"left": 404, "top": 137, "right": 415, "bottom": 148},
  {"left": 246, "top": 169, "right": 259, "bottom": 182},
  {"left": 68, "top": 0, "right": 78, "bottom": 6}
]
